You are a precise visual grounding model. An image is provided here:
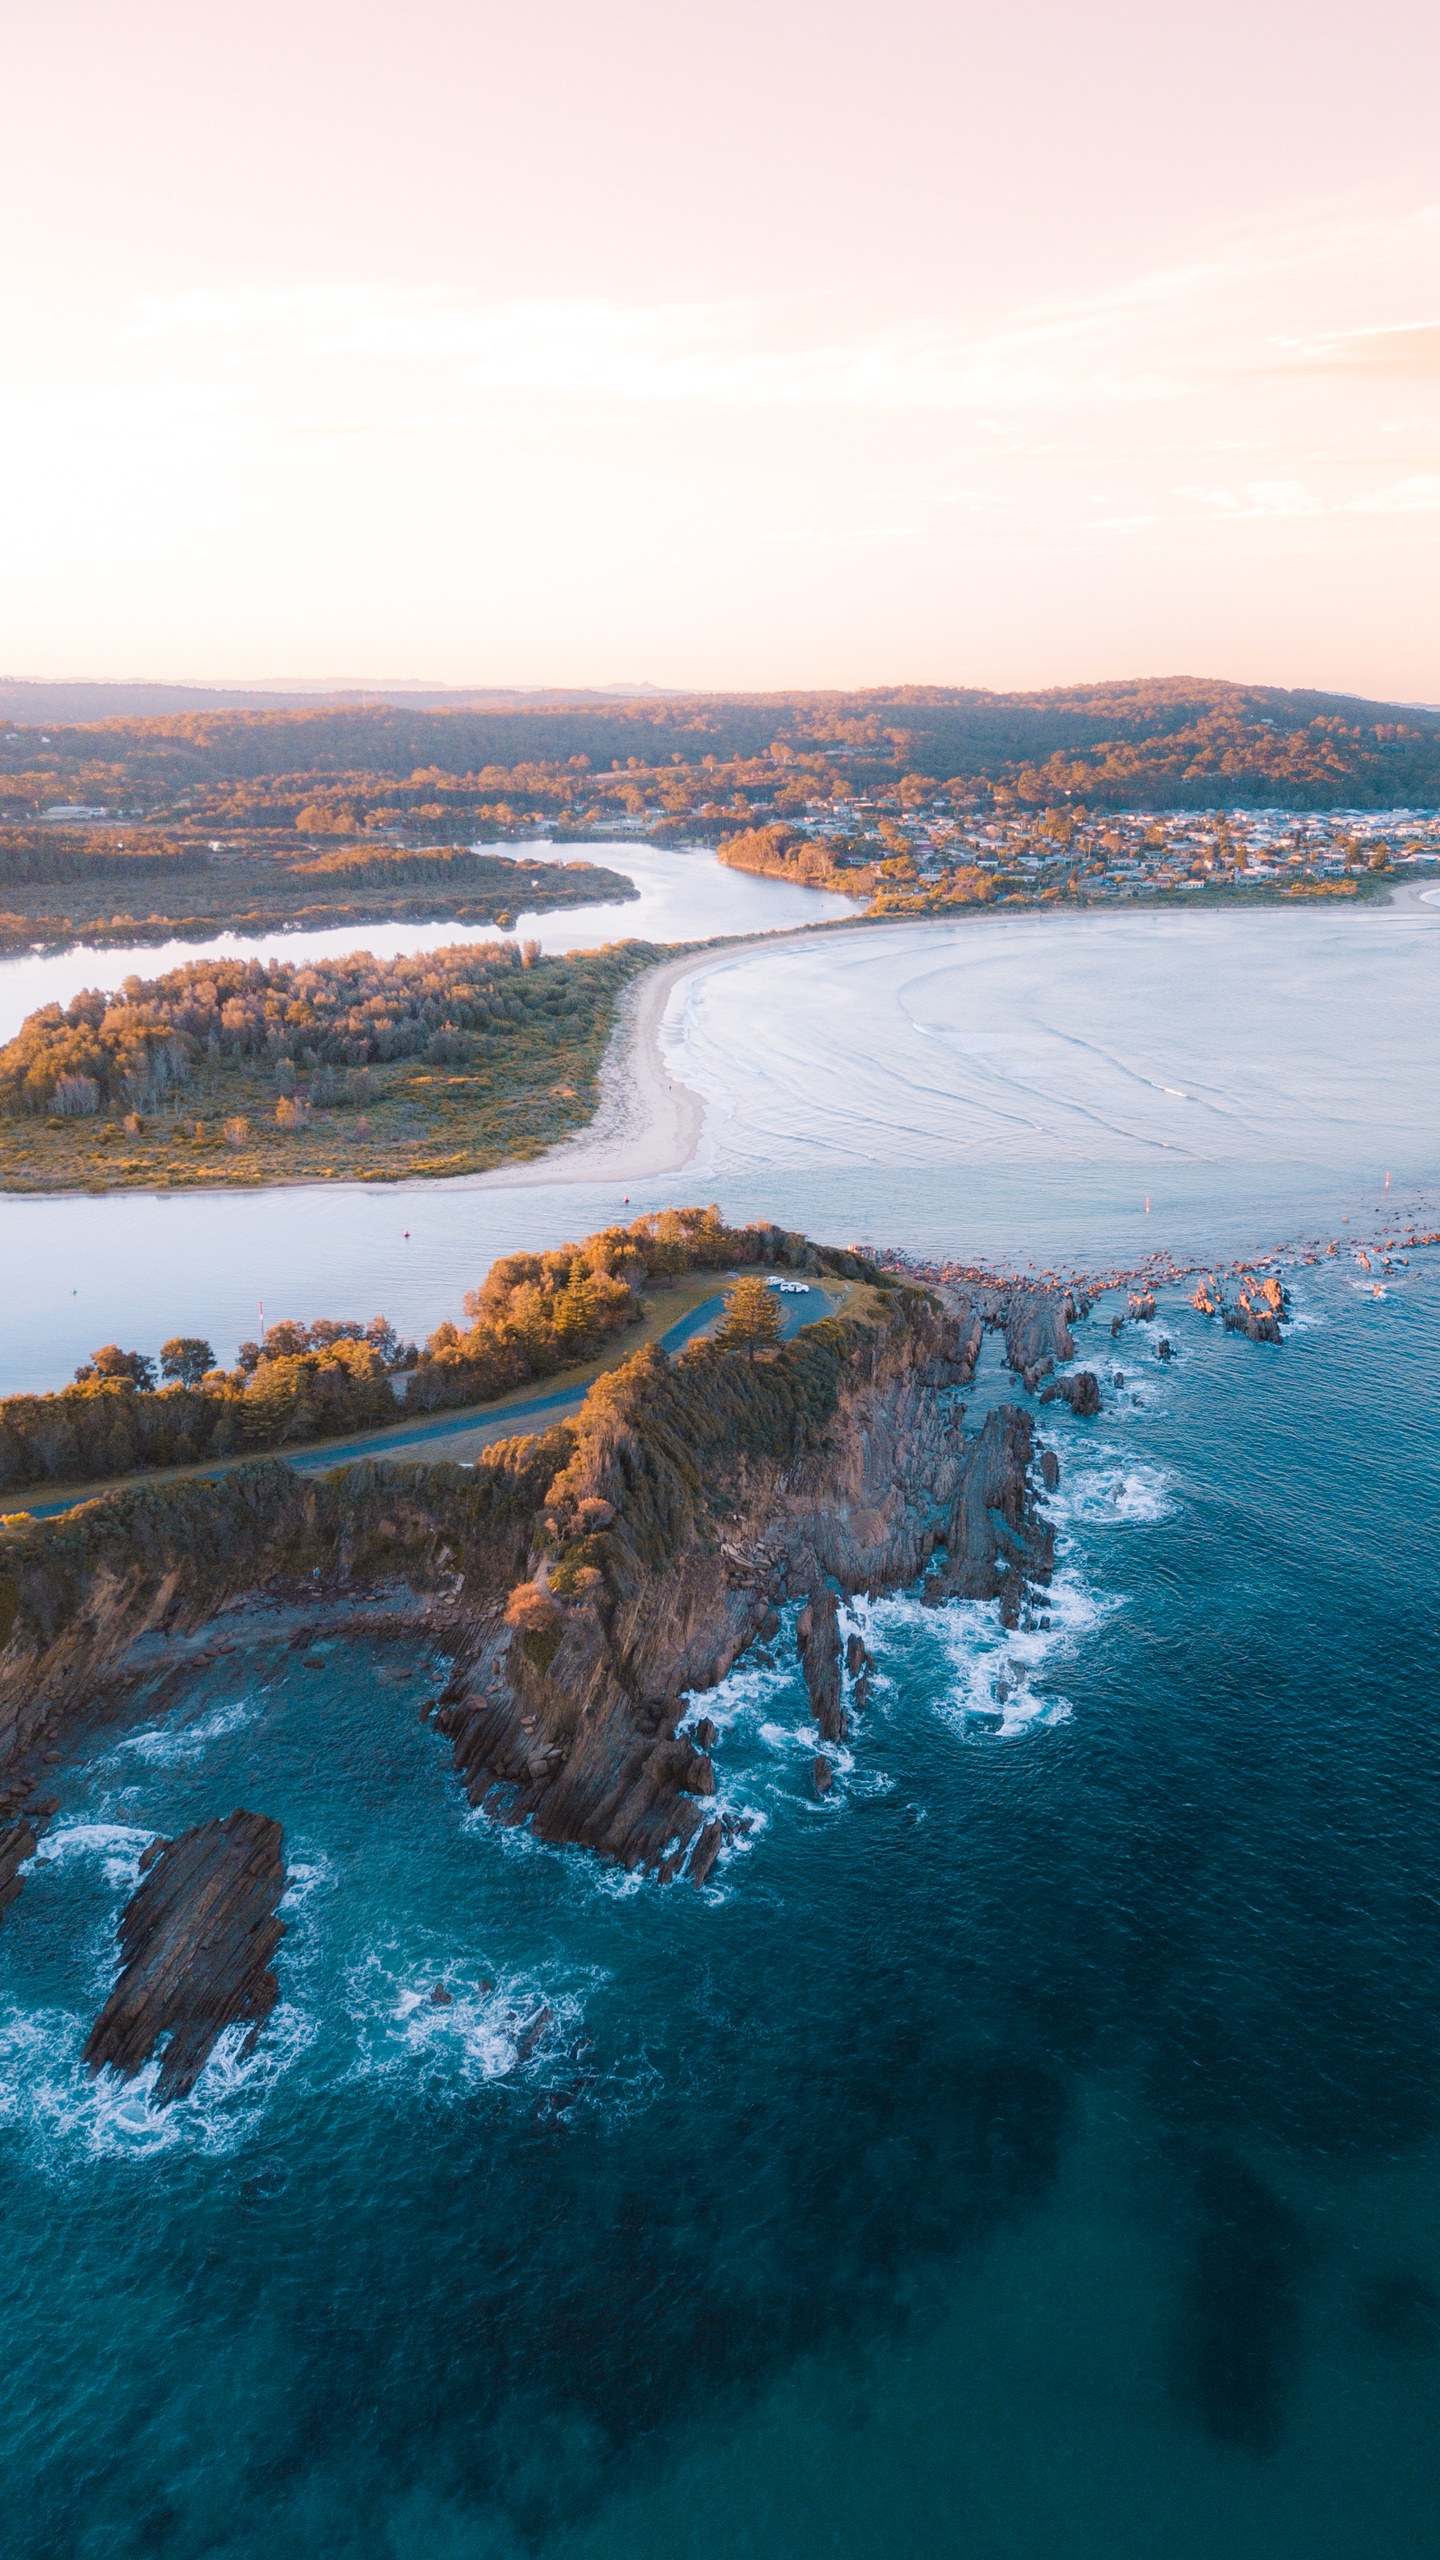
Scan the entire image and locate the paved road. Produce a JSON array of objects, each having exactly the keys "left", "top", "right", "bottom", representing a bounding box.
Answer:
[{"left": 18, "top": 1284, "right": 832, "bottom": 1516}]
